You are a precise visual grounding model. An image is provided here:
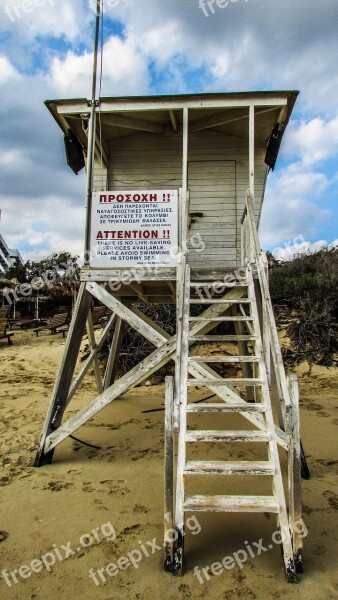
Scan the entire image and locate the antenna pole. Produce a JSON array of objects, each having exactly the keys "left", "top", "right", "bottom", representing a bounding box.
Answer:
[{"left": 84, "top": 0, "right": 101, "bottom": 265}]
